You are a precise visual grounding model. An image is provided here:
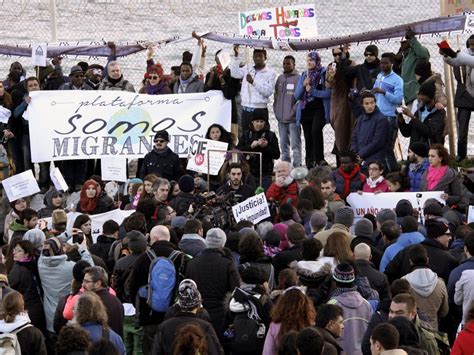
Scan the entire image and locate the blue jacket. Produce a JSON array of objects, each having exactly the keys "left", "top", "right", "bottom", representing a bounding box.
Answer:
[
  {"left": 373, "top": 71, "right": 404, "bottom": 118},
  {"left": 447, "top": 257, "right": 474, "bottom": 302},
  {"left": 82, "top": 323, "right": 126, "bottom": 355},
  {"left": 294, "top": 69, "right": 331, "bottom": 125},
  {"left": 351, "top": 107, "right": 389, "bottom": 162},
  {"left": 380, "top": 231, "right": 425, "bottom": 272},
  {"left": 408, "top": 160, "right": 429, "bottom": 192}
]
